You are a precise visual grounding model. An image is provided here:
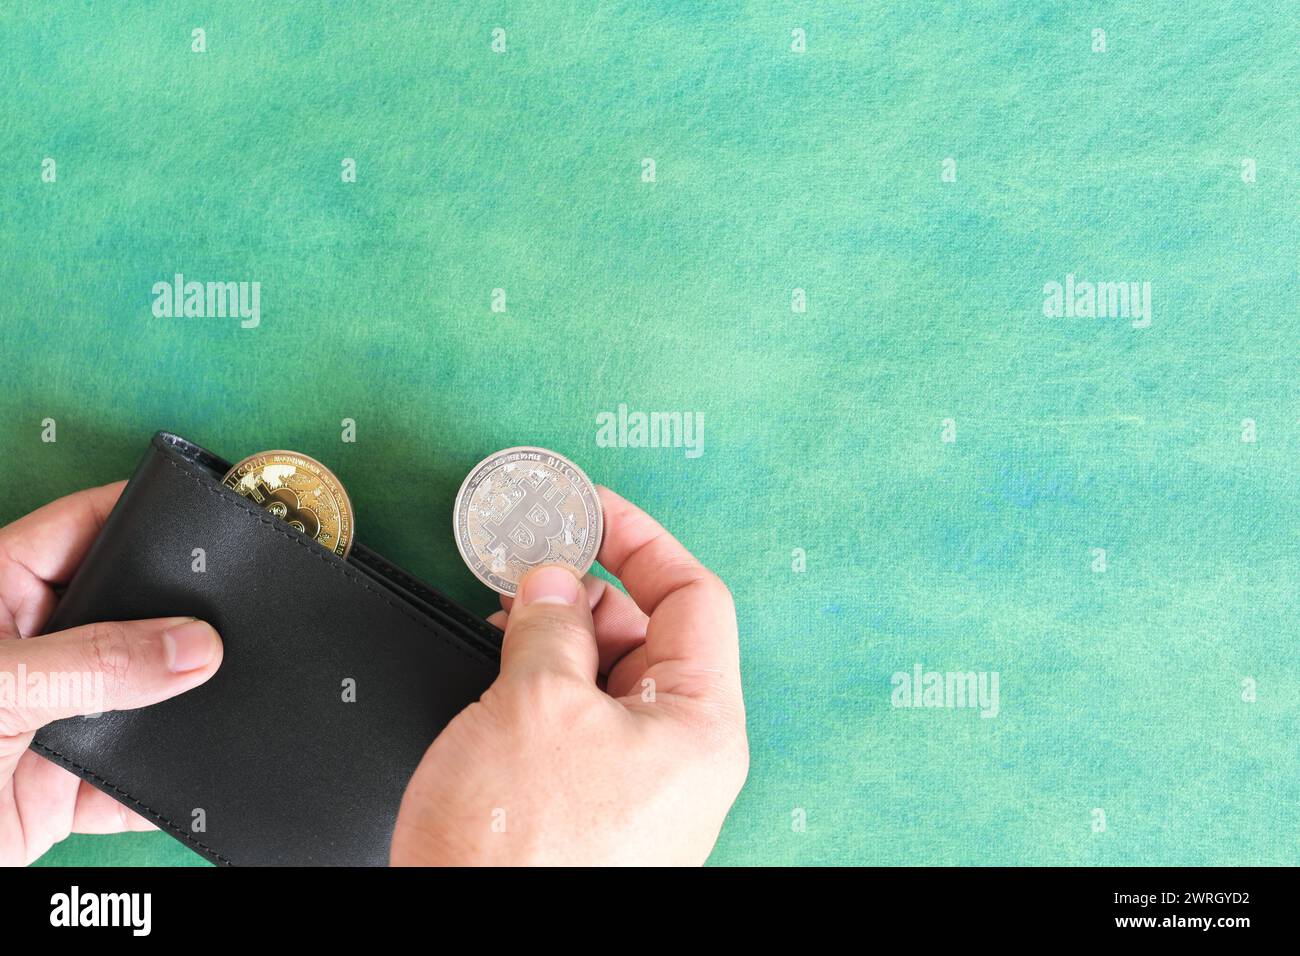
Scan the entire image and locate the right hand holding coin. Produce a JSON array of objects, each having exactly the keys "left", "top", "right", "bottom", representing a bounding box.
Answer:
[{"left": 392, "top": 486, "right": 748, "bottom": 866}]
